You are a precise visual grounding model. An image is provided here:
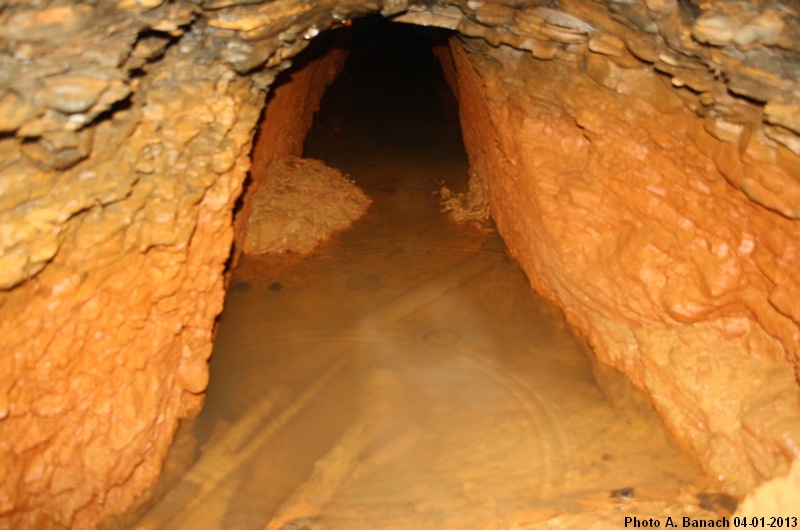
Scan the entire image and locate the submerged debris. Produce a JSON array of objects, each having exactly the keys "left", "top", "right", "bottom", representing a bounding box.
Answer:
[
  {"left": 233, "top": 281, "right": 251, "bottom": 292},
  {"left": 244, "top": 156, "right": 371, "bottom": 255},
  {"left": 697, "top": 492, "right": 739, "bottom": 516},
  {"left": 280, "top": 517, "right": 329, "bottom": 530},
  {"left": 610, "top": 487, "right": 635, "bottom": 499}
]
